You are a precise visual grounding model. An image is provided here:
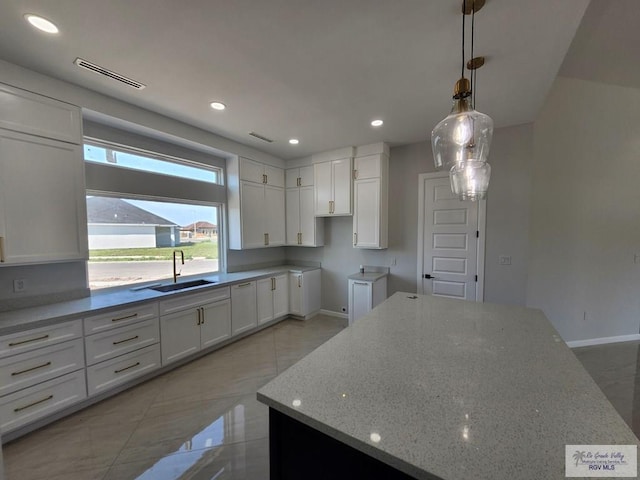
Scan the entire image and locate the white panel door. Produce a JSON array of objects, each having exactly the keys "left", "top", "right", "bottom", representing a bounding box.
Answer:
[
  {"left": 160, "top": 309, "right": 200, "bottom": 364},
  {"left": 264, "top": 165, "right": 284, "bottom": 188},
  {"left": 299, "top": 165, "right": 314, "bottom": 187},
  {"left": 299, "top": 186, "right": 320, "bottom": 246},
  {"left": 231, "top": 282, "right": 257, "bottom": 335},
  {"left": 349, "top": 280, "right": 372, "bottom": 325},
  {"left": 285, "top": 168, "right": 299, "bottom": 189},
  {"left": 353, "top": 178, "right": 380, "bottom": 248},
  {"left": 289, "top": 273, "right": 302, "bottom": 315},
  {"left": 314, "top": 162, "right": 332, "bottom": 215},
  {"left": 264, "top": 185, "right": 285, "bottom": 246},
  {"left": 273, "top": 274, "right": 289, "bottom": 318},
  {"left": 239, "top": 157, "right": 264, "bottom": 184},
  {"left": 0, "top": 131, "right": 87, "bottom": 264},
  {"left": 285, "top": 188, "right": 300, "bottom": 245},
  {"left": 256, "top": 278, "right": 274, "bottom": 324},
  {"left": 200, "top": 299, "right": 231, "bottom": 349},
  {"left": 332, "top": 158, "right": 352, "bottom": 215},
  {"left": 240, "top": 181, "right": 266, "bottom": 248},
  {"left": 419, "top": 176, "right": 481, "bottom": 300}
]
